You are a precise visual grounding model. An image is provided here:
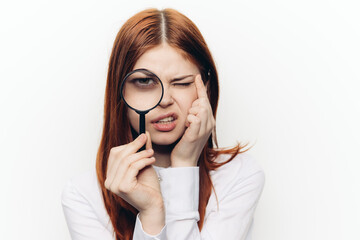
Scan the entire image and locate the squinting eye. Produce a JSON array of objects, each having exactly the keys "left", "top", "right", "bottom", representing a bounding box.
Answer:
[{"left": 173, "top": 82, "right": 193, "bottom": 87}]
